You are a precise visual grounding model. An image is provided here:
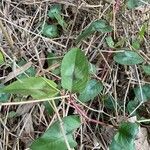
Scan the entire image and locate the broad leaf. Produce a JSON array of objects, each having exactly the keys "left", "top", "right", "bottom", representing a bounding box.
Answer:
[
  {"left": 42, "top": 24, "right": 58, "bottom": 38},
  {"left": 113, "top": 50, "right": 144, "bottom": 65},
  {"left": 109, "top": 122, "right": 139, "bottom": 150},
  {"left": 30, "top": 115, "right": 81, "bottom": 150},
  {"left": 0, "top": 51, "right": 4, "bottom": 65},
  {"left": 61, "top": 48, "right": 89, "bottom": 93},
  {"left": 0, "top": 77, "right": 59, "bottom": 99},
  {"left": 76, "top": 19, "right": 112, "bottom": 44},
  {"left": 79, "top": 79, "right": 103, "bottom": 102},
  {"left": 48, "top": 4, "right": 67, "bottom": 29},
  {"left": 127, "top": 0, "right": 143, "bottom": 9},
  {"left": 142, "top": 65, "right": 150, "bottom": 75},
  {"left": 134, "top": 84, "right": 150, "bottom": 102}
]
